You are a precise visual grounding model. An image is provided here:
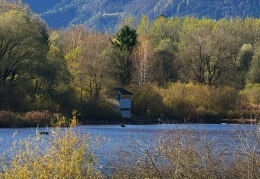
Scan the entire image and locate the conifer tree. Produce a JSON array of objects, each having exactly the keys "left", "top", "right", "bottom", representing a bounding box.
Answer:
[{"left": 111, "top": 25, "right": 138, "bottom": 85}]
